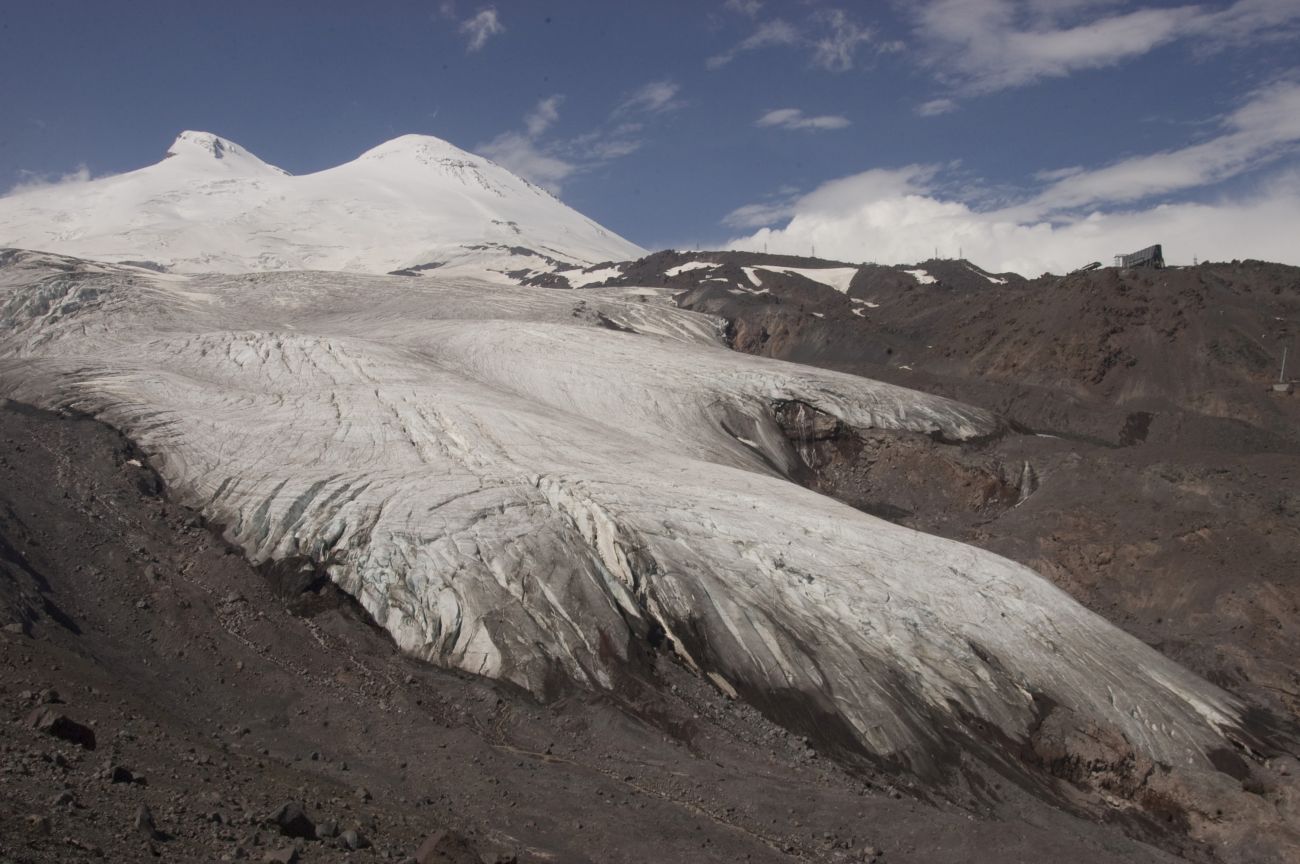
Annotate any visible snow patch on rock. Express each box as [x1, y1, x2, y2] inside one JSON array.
[[755, 265, 858, 294], [665, 261, 718, 277], [564, 265, 624, 287], [966, 263, 1008, 284]]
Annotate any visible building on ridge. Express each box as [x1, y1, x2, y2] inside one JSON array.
[[1113, 244, 1164, 269]]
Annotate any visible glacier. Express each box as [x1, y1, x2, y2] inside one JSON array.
[[0, 248, 1259, 799]]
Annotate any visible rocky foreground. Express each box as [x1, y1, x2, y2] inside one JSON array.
[[0, 401, 1212, 863]]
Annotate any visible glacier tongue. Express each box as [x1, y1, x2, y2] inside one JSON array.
[[0, 250, 1248, 785]]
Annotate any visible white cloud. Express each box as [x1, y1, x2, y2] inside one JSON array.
[[1016, 80, 1300, 216], [913, 0, 1300, 95], [916, 98, 958, 116], [724, 83, 1300, 275], [564, 122, 645, 161], [478, 131, 575, 193], [615, 80, 683, 115], [5, 164, 94, 197], [709, 9, 888, 72], [707, 19, 801, 69], [1034, 165, 1084, 182], [723, 200, 798, 229], [477, 95, 576, 192], [479, 83, 681, 192], [755, 108, 851, 131], [525, 95, 563, 137], [1020, 0, 1128, 27], [724, 0, 763, 16], [811, 9, 875, 72], [722, 185, 809, 229], [727, 165, 1300, 275], [1194, 0, 1300, 46], [459, 7, 504, 52]]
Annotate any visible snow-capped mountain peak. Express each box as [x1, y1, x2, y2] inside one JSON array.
[[341, 132, 552, 202], [355, 133, 478, 165], [0, 130, 643, 276], [162, 130, 287, 175]]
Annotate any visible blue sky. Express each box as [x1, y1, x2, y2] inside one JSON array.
[[3, 0, 1300, 273]]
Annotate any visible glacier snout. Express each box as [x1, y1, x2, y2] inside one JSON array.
[[0, 251, 1263, 815]]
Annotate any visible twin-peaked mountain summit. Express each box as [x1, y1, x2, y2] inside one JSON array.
[[0, 130, 644, 278]]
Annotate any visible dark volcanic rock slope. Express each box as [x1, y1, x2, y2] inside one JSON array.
[[649, 250, 1300, 771], [666, 254, 1298, 445]]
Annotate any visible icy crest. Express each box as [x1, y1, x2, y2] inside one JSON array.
[[163, 131, 286, 175], [355, 133, 480, 166], [167, 131, 238, 160]]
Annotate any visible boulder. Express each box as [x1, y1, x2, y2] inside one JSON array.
[[262, 849, 299, 864], [415, 830, 480, 864], [134, 803, 160, 840], [26, 707, 96, 750], [266, 801, 315, 840]]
